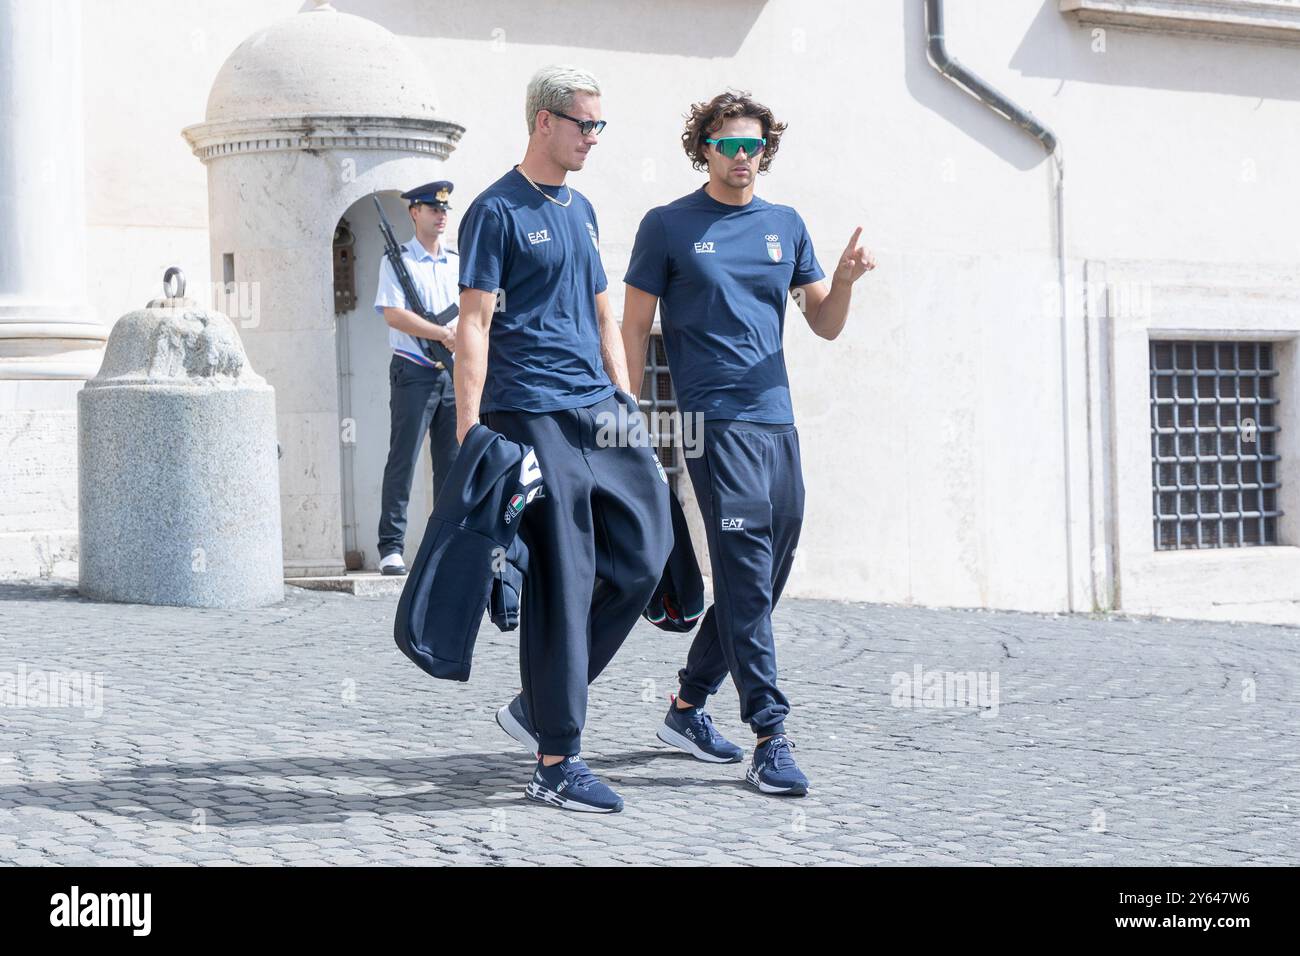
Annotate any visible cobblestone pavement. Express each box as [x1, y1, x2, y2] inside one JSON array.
[[0, 580, 1295, 866]]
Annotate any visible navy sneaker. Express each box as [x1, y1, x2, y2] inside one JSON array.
[[525, 755, 624, 813], [495, 695, 538, 755], [656, 695, 744, 763], [746, 735, 809, 796]]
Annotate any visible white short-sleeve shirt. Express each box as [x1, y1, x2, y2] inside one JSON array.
[[373, 235, 460, 368]]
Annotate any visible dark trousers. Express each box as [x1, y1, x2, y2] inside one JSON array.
[[378, 354, 459, 558], [677, 420, 805, 737], [481, 392, 673, 755]]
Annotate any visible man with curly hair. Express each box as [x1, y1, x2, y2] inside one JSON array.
[[623, 90, 876, 796]]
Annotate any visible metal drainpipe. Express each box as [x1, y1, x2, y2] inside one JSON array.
[[924, 0, 1080, 612]]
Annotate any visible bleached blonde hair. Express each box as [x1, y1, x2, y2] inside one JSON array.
[[525, 65, 601, 135]]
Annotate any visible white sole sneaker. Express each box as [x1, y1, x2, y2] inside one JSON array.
[[496, 701, 539, 754], [745, 766, 808, 796], [655, 724, 743, 764], [524, 780, 621, 813]]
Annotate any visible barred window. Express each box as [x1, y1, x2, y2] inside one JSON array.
[[1150, 340, 1281, 549], [640, 332, 682, 495]]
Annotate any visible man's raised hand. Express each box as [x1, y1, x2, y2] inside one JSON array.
[[834, 226, 876, 285]]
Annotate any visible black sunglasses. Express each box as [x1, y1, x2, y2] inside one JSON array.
[[548, 109, 607, 136]]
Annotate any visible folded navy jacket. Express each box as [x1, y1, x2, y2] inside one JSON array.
[[394, 423, 542, 681], [643, 490, 706, 633]]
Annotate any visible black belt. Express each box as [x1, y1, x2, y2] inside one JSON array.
[[397, 354, 446, 373]]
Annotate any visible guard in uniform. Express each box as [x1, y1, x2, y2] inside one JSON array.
[[374, 181, 461, 576]]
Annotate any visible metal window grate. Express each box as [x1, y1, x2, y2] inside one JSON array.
[[1150, 340, 1282, 549], [640, 332, 683, 495]]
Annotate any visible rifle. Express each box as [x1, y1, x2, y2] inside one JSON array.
[[373, 195, 458, 370]]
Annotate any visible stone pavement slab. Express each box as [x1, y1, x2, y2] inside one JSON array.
[[0, 580, 1295, 865]]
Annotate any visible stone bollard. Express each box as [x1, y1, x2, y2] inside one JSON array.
[[78, 268, 284, 607]]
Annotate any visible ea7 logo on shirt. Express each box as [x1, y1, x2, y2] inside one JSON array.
[[721, 517, 745, 531], [693, 241, 716, 254], [585, 221, 599, 250], [765, 234, 782, 262], [528, 229, 551, 245]]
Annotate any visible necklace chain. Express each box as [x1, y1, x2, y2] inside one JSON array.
[[517, 166, 573, 208]]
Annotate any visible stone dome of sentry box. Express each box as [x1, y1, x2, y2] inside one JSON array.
[[203, 1, 440, 124], [183, 1, 464, 163]]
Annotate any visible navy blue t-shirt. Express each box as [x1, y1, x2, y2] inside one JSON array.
[[458, 168, 614, 413], [625, 187, 824, 424]]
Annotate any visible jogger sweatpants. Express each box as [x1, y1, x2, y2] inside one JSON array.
[[677, 419, 805, 737], [481, 391, 673, 755]]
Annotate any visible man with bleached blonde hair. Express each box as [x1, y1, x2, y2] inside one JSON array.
[[455, 65, 673, 813]]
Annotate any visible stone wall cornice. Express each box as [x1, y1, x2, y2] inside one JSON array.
[[1060, 0, 1300, 44], [181, 114, 466, 163]]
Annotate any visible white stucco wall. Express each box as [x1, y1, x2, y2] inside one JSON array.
[[82, 0, 305, 320], [55, 0, 1300, 620]]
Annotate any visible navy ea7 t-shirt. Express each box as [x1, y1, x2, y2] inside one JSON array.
[[625, 186, 824, 424], [458, 167, 614, 414]]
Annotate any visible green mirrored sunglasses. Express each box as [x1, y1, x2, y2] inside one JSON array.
[[704, 136, 766, 159]]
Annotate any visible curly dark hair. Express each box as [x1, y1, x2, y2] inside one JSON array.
[[681, 90, 787, 173]]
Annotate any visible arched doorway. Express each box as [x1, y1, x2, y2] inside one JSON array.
[[333, 193, 438, 572]]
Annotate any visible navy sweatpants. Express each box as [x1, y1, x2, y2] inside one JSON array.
[[677, 420, 805, 737], [378, 355, 460, 558], [481, 391, 672, 755]]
